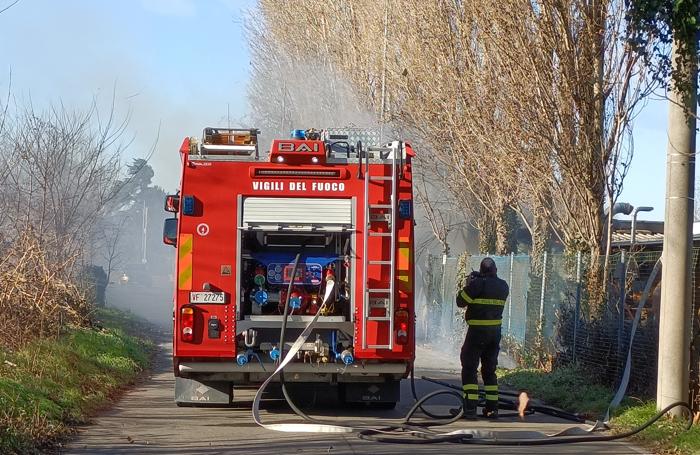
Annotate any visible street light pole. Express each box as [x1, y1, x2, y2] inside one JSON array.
[[141, 200, 148, 264], [657, 40, 697, 416], [630, 206, 654, 248]]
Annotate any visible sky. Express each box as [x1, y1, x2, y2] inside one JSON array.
[[620, 97, 677, 222], [0, 0, 255, 192], [0, 0, 693, 223]]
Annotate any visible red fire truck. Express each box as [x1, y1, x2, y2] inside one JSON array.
[[162, 127, 415, 407]]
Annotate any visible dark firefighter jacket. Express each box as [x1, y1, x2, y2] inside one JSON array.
[[456, 274, 510, 328]]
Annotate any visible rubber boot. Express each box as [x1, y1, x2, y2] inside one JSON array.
[[463, 405, 478, 420], [449, 398, 477, 419], [482, 403, 498, 419]]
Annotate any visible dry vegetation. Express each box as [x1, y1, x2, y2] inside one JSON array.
[[247, 0, 656, 275], [0, 101, 127, 349], [0, 234, 90, 349]]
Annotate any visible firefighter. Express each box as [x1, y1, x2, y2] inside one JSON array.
[[455, 257, 509, 419]]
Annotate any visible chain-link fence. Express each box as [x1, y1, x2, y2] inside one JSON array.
[[418, 248, 699, 396]]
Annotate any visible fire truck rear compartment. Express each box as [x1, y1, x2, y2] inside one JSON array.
[[239, 230, 352, 319], [236, 228, 357, 366]]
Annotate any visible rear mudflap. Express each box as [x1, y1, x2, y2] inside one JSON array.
[[175, 377, 232, 406], [341, 380, 400, 403]]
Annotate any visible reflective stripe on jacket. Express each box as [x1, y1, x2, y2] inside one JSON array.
[[456, 274, 509, 327]]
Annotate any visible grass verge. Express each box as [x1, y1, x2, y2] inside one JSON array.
[[499, 365, 700, 454], [0, 308, 154, 454]]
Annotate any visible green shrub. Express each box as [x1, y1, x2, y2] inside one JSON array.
[[0, 310, 153, 454]]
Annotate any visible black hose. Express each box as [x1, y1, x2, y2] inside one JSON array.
[[358, 401, 692, 445], [421, 375, 529, 398], [420, 375, 583, 423], [409, 367, 463, 420]]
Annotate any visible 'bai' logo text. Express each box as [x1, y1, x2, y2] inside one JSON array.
[[277, 142, 321, 152]]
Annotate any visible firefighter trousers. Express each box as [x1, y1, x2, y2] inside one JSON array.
[[460, 327, 501, 413]]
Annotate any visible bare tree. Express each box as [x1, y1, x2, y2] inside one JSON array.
[[0, 100, 127, 263], [0, 99, 129, 347], [414, 166, 454, 258], [0, 0, 21, 15], [94, 216, 129, 284], [248, 0, 655, 284]]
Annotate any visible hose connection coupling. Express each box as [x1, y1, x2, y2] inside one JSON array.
[[236, 352, 249, 366], [340, 349, 354, 365]]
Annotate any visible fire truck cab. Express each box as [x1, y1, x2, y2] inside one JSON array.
[[163, 127, 415, 407]]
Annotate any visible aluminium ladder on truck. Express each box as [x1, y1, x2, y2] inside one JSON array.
[[361, 141, 402, 350]]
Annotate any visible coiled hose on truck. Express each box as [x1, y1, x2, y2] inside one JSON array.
[[253, 254, 692, 444]]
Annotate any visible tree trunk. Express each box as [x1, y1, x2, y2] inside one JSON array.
[[530, 207, 551, 270], [495, 205, 519, 255], [477, 214, 496, 255]]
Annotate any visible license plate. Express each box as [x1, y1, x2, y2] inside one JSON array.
[[189, 292, 226, 304]]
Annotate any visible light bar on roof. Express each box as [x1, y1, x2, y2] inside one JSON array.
[[200, 144, 257, 155], [199, 127, 259, 156]]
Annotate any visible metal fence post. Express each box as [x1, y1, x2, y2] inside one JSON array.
[[573, 251, 582, 362], [617, 250, 627, 375], [508, 252, 514, 335], [539, 251, 548, 337], [442, 253, 448, 335], [424, 253, 432, 343]]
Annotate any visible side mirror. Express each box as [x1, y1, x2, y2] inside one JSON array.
[[163, 217, 178, 246], [165, 194, 180, 212]]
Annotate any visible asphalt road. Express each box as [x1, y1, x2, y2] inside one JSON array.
[[63, 343, 647, 455]]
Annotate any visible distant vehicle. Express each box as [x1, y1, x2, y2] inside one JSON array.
[[163, 127, 416, 408], [119, 273, 129, 285]]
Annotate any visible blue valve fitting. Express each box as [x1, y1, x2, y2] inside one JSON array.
[[340, 349, 354, 365], [289, 295, 302, 309], [253, 289, 268, 306]]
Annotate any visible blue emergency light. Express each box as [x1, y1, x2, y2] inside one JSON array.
[[399, 199, 412, 219], [182, 195, 195, 215], [291, 129, 306, 139]]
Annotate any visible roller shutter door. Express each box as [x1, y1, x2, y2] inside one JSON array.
[[242, 197, 353, 229]]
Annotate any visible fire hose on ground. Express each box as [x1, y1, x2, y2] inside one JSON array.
[[252, 254, 692, 444]]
